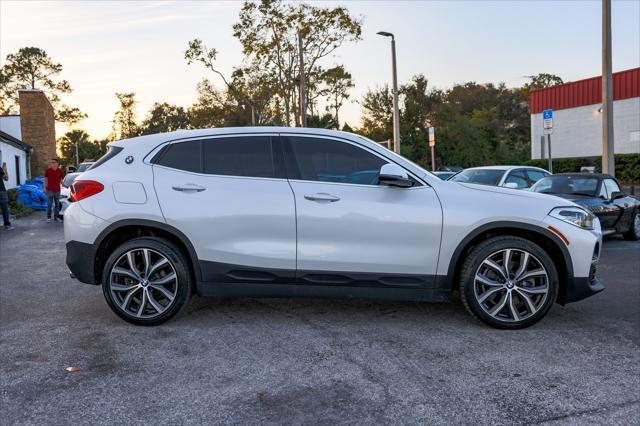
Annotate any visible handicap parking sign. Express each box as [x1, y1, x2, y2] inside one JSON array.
[[543, 109, 553, 132]]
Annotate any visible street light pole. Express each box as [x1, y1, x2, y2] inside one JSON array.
[[377, 31, 401, 155], [602, 0, 614, 175]]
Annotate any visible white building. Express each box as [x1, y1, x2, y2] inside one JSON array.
[[0, 116, 31, 189], [530, 67, 640, 159]]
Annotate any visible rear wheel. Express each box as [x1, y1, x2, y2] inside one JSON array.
[[102, 237, 192, 325], [623, 210, 640, 241], [459, 236, 558, 329]]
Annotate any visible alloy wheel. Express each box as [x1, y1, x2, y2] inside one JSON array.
[[109, 248, 178, 319], [473, 248, 549, 322]]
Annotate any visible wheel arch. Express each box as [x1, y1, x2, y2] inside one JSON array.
[[93, 219, 201, 285], [446, 221, 573, 304]]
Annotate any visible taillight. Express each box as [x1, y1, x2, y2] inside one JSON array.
[[70, 180, 104, 202]]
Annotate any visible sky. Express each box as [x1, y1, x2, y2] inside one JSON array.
[[1, 0, 639, 139]]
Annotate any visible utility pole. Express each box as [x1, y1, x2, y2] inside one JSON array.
[[602, 0, 614, 175], [298, 31, 307, 127], [377, 31, 401, 154]]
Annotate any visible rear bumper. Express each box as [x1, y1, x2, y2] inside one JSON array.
[[66, 240, 98, 285]]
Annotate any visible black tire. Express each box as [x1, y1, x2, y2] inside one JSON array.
[[101, 237, 192, 326], [622, 210, 640, 241], [459, 236, 559, 329]]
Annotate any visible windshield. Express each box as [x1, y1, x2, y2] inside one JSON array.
[[77, 162, 94, 172], [450, 169, 505, 186], [530, 176, 599, 196], [62, 174, 78, 187]]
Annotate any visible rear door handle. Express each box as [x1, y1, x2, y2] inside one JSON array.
[[304, 192, 340, 202], [172, 183, 206, 193]]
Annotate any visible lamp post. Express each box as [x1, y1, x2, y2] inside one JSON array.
[[377, 31, 400, 155]]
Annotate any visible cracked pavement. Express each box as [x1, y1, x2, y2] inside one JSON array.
[[1, 212, 639, 424]]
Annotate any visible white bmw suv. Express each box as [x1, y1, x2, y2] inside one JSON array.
[[64, 128, 603, 328]]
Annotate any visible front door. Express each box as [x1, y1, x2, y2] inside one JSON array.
[[153, 134, 296, 283], [282, 134, 442, 288]]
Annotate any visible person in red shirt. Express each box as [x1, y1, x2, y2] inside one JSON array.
[[44, 158, 64, 223]]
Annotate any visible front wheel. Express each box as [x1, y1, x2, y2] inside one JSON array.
[[102, 237, 192, 325], [459, 236, 559, 329]]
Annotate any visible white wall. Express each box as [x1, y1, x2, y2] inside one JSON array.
[[0, 142, 29, 190], [0, 115, 22, 140], [531, 97, 640, 159]]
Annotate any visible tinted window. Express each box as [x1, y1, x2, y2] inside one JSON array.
[[157, 140, 201, 173], [603, 179, 621, 198], [91, 147, 122, 170], [450, 169, 505, 186], [531, 176, 599, 196], [204, 136, 275, 178], [527, 170, 548, 183], [285, 136, 387, 185], [505, 170, 529, 188]]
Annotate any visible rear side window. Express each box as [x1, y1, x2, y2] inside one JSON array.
[[504, 170, 529, 188], [156, 140, 202, 173], [90, 146, 123, 170], [203, 136, 275, 178], [527, 170, 548, 184], [284, 136, 386, 185]]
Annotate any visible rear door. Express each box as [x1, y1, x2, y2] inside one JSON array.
[[282, 134, 442, 287], [153, 134, 296, 283]]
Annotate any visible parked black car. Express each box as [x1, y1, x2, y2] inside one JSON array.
[[530, 173, 640, 240]]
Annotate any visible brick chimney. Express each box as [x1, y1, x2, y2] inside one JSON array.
[[18, 90, 56, 177]]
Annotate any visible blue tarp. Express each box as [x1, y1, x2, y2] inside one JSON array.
[[16, 176, 47, 210]]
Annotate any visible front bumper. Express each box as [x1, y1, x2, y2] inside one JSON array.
[[565, 267, 605, 303], [66, 240, 98, 285]]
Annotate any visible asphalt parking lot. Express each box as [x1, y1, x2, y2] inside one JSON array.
[[1, 212, 639, 425]]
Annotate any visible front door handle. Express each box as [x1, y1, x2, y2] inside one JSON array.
[[304, 192, 340, 202], [172, 183, 206, 193]]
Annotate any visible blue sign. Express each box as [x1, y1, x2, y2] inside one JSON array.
[[543, 109, 553, 120]]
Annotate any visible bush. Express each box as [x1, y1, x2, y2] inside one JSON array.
[[526, 153, 640, 184], [6, 188, 34, 218]]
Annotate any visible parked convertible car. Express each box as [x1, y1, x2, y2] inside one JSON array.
[[449, 166, 550, 189], [530, 173, 640, 240]]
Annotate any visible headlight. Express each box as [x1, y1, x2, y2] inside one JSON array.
[[549, 207, 595, 230]]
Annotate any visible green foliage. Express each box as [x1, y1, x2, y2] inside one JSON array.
[[526, 154, 640, 183], [307, 113, 338, 129], [140, 102, 190, 135], [6, 188, 33, 217], [113, 92, 139, 139], [321, 65, 354, 124], [57, 129, 108, 168]]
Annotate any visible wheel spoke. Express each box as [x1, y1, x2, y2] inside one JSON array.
[[483, 259, 508, 281], [112, 267, 139, 281], [142, 249, 151, 277], [136, 289, 148, 317], [126, 252, 141, 279], [150, 272, 176, 286], [508, 292, 519, 321], [503, 249, 512, 278], [515, 289, 538, 314], [489, 293, 508, 317], [120, 287, 139, 311], [146, 290, 164, 313], [476, 273, 503, 287], [111, 283, 136, 292], [513, 252, 530, 282], [517, 268, 546, 282], [148, 258, 169, 278], [150, 284, 175, 302], [477, 286, 504, 304], [517, 285, 548, 295]]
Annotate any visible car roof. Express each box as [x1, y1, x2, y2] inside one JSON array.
[[552, 173, 612, 179], [462, 165, 548, 172]]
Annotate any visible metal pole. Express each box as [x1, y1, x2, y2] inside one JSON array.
[[547, 134, 553, 173], [75, 140, 79, 167], [390, 37, 400, 154], [602, 0, 614, 175], [431, 145, 436, 171], [298, 31, 307, 128]]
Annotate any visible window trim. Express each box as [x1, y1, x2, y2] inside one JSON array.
[[280, 133, 424, 188]]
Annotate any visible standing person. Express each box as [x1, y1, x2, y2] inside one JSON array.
[[44, 158, 64, 223], [0, 162, 13, 230]]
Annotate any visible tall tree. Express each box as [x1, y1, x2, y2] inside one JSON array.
[[522, 73, 563, 93], [232, 0, 362, 126], [112, 92, 138, 139], [0, 47, 84, 121], [358, 85, 393, 143], [321, 65, 354, 126], [140, 102, 190, 135], [57, 129, 106, 167]]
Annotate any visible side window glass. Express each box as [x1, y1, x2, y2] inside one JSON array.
[[203, 136, 275, 178], [604, 179, 621, 197], [505, 170, 529, 188], [157, 140, 201, 173], [598, 181, 608, 199], [285, 136, 387, 185], [527, 170, 548, 184]]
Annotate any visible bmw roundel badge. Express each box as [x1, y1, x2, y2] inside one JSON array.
[[125, 155, 134, 164]]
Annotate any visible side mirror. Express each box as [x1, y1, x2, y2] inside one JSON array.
[[379, 164, 412, 188], [503, 182, 519, 189], [610, 191, 624, 200]]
